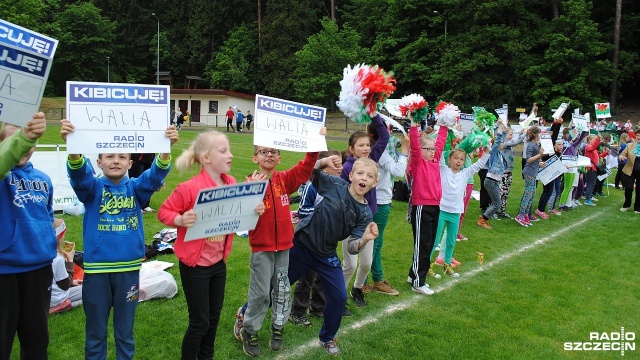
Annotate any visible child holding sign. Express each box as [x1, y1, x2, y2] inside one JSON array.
[[1, 114, 56, 360], [60, 119, 178, 360], [238, 135, 328, 357], [158, 131, 265, 360]]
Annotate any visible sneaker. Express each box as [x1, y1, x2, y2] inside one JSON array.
[[241, 329, 260, 357], [549, 209, 562, 216], [529, 214, 539, 222], [476, 215, 492, 229], [535, 209, 549, 220], [592, 197, 599, 202], [456, 233, 468, 241], [451, 258, 461, 266], [350, 287, 366, 308], [497, 213, 512, 219], [635, 211, 640, 214], [289, 314, 312, 327], [574, 200, 582, 206], [443, 264, 460, 278], [309, 309, 324, 317], [412, 284, 435, 295], [514, 215, 527, 227], [596, 192, 607, 197], [342, 307, 353, 317], [233, 307, 244, 340], [142, 207, 155, 213], [523, 215, 532, 226], [361, 283, 374, 294], [620, 207, 630, 212], [320, 339, 340, 356], [435, 257, 445, 266], [270, 326, 283, 351], [584, 200, 596, 206], [491, 213, 501, 220], [373, 280, 400, 296]]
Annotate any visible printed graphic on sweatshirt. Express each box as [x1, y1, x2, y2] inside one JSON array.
[[263, 180, 290, 210], [96, 188, 139, 232], [9, 173, 50, 208]]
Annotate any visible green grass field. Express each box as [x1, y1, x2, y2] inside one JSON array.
[[11, 125, 639, 359]]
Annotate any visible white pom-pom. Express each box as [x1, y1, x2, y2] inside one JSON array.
[[337, 64, 366, 120], [400, 93, 425, 108], [435, 103, 460, 127]]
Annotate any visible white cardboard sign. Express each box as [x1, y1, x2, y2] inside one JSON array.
[[184, 181, 268, 242], [65, 81, 171, 154], [253, 94, 327, 152], [0, 19, 58, 126]]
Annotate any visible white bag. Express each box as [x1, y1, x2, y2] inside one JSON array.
[[62, 200, 85, 216], [139, 265, 178, 302]]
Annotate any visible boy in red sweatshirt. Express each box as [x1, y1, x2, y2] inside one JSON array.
[[239, 145, 319, 357]]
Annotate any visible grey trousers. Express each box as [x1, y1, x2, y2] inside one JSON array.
[[243, 250, 290, 334]]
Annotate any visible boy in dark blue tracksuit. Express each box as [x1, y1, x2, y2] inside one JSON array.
[[286, 157, 379, 356]]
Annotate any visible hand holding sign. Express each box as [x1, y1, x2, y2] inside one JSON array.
[[178, 209, 198, 228], [22, 112, 47, 140]]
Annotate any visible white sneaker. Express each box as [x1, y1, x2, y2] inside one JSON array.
[[574, 200, 582, 206], [620, 207, 630, 212], [592, 197, 599, 202], [412, 284, 434, 295]]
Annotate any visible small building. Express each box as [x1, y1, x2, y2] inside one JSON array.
[[171, 89, 255, 127]]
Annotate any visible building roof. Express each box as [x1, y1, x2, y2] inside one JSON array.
[[170, 89, 256, 100]]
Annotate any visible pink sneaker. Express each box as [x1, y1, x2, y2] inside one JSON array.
[[456, 233, 468, 241], [514, 215, 527, 227], [451, 258, 461, 266], [535, 209, 549, 220], [524, 215, 532, 226], [435, 257, 445, 266]]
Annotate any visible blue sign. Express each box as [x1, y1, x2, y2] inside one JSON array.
[[0, 20, 57, 57], [197, 182, 267, 204], [0, 43, 48, 76], [257, 96, 325, 122]]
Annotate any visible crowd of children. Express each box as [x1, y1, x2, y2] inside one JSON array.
[[2, 106, 637, 359]]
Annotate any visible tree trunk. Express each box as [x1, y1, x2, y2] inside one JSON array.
[[610, 0, 622, 108]]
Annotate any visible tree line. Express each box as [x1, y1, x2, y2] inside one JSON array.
[[2, 0, 638, 116]]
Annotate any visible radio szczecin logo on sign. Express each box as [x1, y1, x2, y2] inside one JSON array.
[[564, 328, 636, 356]]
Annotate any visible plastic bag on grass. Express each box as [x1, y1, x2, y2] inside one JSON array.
[[139, 264, 178, 302]]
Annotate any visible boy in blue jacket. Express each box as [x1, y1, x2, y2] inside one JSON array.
[[60, 119, 178, 360]]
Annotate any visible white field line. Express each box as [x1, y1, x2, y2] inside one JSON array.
[[276, 212, 601, 359]]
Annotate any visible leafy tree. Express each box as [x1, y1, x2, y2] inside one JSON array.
[[0, 0, 46, 32], [206, 24, 259, 93], [293, 18, 369, 108], [525, 0, 613, 109], [259, 0, 323, 99], [47, 3, 116, 94]]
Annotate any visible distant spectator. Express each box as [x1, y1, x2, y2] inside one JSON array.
[[245, 110, 254, 131], [226, 106, 236, 133], [236, 109, 244, 132]]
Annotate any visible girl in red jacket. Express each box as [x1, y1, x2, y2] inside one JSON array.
[[158, 131, 264, 360], [583, 135, 601, 206]]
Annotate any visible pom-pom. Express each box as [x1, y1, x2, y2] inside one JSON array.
[[456, 132, 491, 153], [337, 64, 396, 123], [399, 94, 428, 121], [435, 101, 460, 127]]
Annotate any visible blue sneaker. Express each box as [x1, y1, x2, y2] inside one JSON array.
[[584, 200, 596, 206]]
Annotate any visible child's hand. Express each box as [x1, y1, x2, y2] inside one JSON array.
[[319, 127, 327, 136], [62, 241, 75, 262], [323, 155, 342, 173], [246, 170, 268, 182], [22, 112, 47, 140], [72, 279, 83, 286], [400, 135, 410, 154], [166, 125, 179, 146], [255, 202, 265, 215], [483, 146, 491, 153], [362, 222, 379, 242], [59, 119, 75, 142], [540, 161, 546, 168], [178, 210, 198, 228]]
